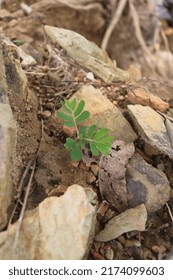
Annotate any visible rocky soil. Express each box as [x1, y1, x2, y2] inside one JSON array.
[[0, 0, 173, 260]]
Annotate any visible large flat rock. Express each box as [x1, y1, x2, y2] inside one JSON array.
[[0, 185, 97, 259], [128, 105, 173, 158]]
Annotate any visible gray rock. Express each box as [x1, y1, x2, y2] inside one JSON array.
[[95, 204, 147, 242], [0, 104, 16, 230], [72, 85, 137, 142], [0, 185, 97, 259], [128, 105, 173, 159], [126, 153, 170, 214], [0, 39, 17, 230]]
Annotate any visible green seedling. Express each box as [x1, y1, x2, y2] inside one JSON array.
[[56, 98, 113, 161]]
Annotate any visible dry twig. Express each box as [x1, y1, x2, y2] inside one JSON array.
[[128, 0, 155, 69], [101, 0, 128, 50], [166, 203, 173, 224], [11, 98, 44, 259]]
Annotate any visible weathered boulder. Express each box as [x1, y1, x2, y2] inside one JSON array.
[[0, 185, 97, 259]]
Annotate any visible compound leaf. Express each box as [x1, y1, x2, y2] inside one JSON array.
[[95, 142, 110, 155], [89, 141, 100, 156], [65, 138, 75, 150], [87, 125, 97, 138], [70, 144, 82, 161], [97, 136, 113, 145], [56, 111, 73, 121], [76, 111, 90, 123], [79, 139, 88, 148], [93, 128, 109, 140], [74, 100, 85, 117], [63, 120, 75, 127], [79, 126, 87, 137], [66, 99, 76, 110], [61, 101, 72, 114]]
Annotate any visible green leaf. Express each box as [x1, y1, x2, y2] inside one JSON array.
[[95, 142, 110, 155], [12, 39, 25, 46], [79, 126, 87, 137], [78, 139, 87, 148], [74, 100, 85, 117], [61, 101, 72, 114], [93, 128, 109, 140], [97, 136, 113, 146], [56, 111, 73, 121], [65, 138, 75, 150], [76, 111, 90, 123], [70, 144, 82, 161], [87, 125, 97, 138], [89, 142, 100, 156], [66, 99, 76, 110], [63, 121, 75, 127]]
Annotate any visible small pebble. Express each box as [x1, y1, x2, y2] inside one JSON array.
[[143, 248, 156, 260], [44, 102, 54, 110], [112, 100, 118, 105], [157, 163, 165, 172], [105, 248, 114, 260], [117, 235, 126, 245], [99, 248, 105, 257], [93, 241, 102, 252], [86, 171, 96, 184], [42, 110, 51, 119], [125, 239, 141, 247], [91, 164, 99, 176], [97, 201, 109, 221], [117, 95, 125, 101], [151, 245, 160, 253]]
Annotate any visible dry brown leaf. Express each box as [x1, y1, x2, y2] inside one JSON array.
[[128, 88, 169, 112], [99, 141, 135, 212]]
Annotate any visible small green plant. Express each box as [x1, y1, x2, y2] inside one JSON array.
[[56, 98, 113, 160]]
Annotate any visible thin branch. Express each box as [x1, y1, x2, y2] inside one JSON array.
[[101, 0, 128, 50]]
